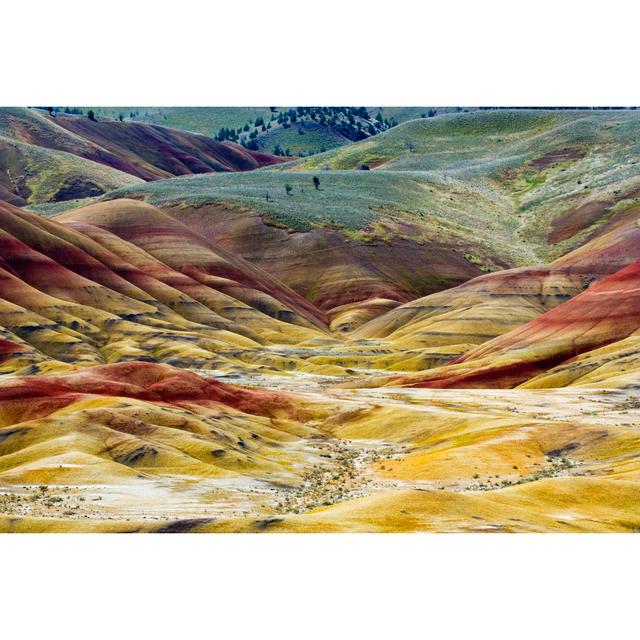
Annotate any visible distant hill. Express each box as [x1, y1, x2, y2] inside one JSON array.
[[64, 106, 396, 157], [0, 108, 283, 203], [101, 169, 518, 330], [0, 135, 140, 206], [290, 109, 640, 260], [76, 107, 276, 138]]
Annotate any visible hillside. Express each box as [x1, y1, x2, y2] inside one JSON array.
[[0, 199, 344, 378], [0, 135, 141, 205], [0, 108, 284, 202], [101, 170, 520, 329], [353, 209, 640, 350], [290, 109, 640, 260], [381, 259, 640, 389], [4, 361, 640, 532]]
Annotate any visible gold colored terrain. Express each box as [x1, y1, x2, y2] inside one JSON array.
[[2, 366, 640, 532], [4, 108, 640, 533]]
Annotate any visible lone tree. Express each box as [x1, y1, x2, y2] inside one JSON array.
[[312, 176, 320, 190], [285, 183, 293, 196], [87, 110, 96, 122]]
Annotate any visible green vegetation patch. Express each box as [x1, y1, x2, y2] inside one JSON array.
[[103, 168, 534, 265]]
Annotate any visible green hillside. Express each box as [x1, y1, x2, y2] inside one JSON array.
[[253, 120, 350, 156], [70, 107, 392, 157], [77, 107, 275, 138], [0, 136, 141, 205], [289, 110, 566, 171], [284, 109, 640, 259], [103, 168, 534, 265]]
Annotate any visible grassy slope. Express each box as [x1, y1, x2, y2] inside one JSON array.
[[368, 106, 469, 123], [103, 168, 534, 266], [254, 120, 350, 155], [289, 110, 568, 171], [287, 109, 640, 260], [80, 107, 276, 138], [0, 136, 141, 205]]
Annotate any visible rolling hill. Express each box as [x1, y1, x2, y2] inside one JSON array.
[[0, 198, 344, 377], [353, 208, 640, 351], [100, 170, 525, 330], [72, 106, 395, 157], [381, 259, 640, 389], [0, 108, 284, 204], [0, 135, 141, 206], [289, 109, 640, 261]]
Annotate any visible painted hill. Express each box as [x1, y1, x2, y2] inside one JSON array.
[[0, 135, 141, 206], [353, 209, 640, 351], [384, 259, 640, 389], [0, 198, 339, 376], [101, 170, 524, 331], [0, 361, 318, 490], [3, 107, 640, 533], [0, 108, 284, 203], [5, 358, 640, 532]]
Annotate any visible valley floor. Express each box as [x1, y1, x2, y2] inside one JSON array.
[[2, 368, 639, 533]]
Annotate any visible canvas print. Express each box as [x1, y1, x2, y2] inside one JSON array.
[[1, 105, 639, 533]]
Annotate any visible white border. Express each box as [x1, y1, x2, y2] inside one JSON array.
[[2, 534, 638, 639], [4, 0, 638, 105]]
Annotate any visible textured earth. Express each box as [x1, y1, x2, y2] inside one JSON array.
[[2, 107, 640, 532]]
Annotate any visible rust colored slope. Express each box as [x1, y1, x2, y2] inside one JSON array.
[[161, 202, 505, 330], [386, 260, 640, 389], [0, 108, 283, 182], [355, 213, 640, 350], [0, 335, 47, 374], [0, 201, 168, 318], [57, 199, 328, 330], [0, 198, 333, 375], [53, 115, 284, 177], [0, 362, 299, 425], [6, 202, 253, 335], [353, 265, 580, 347], [0, 362, 319, 489]]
